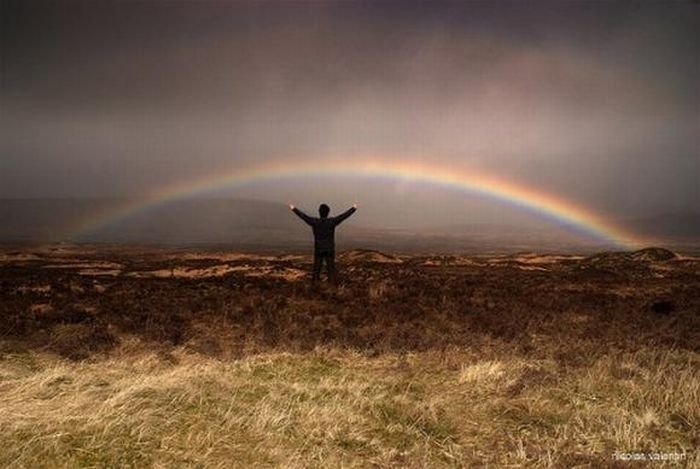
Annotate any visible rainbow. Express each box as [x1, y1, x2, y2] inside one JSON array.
[[66, 158, 647, 248]]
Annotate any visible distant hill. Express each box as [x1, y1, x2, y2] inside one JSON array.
[[1, 199, 698, 253], [0, 198, 304, 246]]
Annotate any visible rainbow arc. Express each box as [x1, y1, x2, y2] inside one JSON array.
[[67, 158, 647, 249]]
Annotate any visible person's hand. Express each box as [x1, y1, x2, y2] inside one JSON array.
[[289, 203, 295, 210], [352, 203, 358, 209]]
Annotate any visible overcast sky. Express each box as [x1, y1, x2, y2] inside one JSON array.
[[1, 0, 698, 228]]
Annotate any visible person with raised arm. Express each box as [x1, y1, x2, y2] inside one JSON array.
[[290, 202, 357, 285]]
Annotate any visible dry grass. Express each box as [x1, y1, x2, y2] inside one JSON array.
[[0, 341, 697, 467]]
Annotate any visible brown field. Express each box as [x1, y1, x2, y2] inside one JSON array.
[[0, 245, 698, 467]]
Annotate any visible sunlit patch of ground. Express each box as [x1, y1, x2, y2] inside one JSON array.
[[40, 261, 125, 277], [15, 284, 52, 294], [235, 265, 307, 280], [513, 254, 586, 263], [0, 252, 42, 262], [124, 264, 306, 280], [422, 256, 478, 266], [127, 264, 236, 278], [76, 268, 122, 276], [167, 252, 292, 262], [338, 250, 404, 264], [42, 261, 124, 270]]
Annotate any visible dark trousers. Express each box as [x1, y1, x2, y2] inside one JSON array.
[[312, 251, 336, 283]]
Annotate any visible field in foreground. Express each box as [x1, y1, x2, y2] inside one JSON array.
[[0, 246, 698, 467]]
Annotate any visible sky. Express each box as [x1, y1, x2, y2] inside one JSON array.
[[1, 0, 698, 231]]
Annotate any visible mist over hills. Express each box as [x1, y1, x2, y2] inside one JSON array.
[[626, 213, 700, 240], [1, 198, 698, 253], [0, 198, 300, 246]]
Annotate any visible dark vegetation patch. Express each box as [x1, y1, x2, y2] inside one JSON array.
[[1, 247, 698, 359]]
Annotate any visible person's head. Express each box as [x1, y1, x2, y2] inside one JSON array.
[[319, 203, 330, 218]]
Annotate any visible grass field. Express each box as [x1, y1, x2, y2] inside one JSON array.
[[0, 246, 697, 467]]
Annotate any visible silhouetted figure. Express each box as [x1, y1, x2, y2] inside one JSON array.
[[290, 203, 357, 284]]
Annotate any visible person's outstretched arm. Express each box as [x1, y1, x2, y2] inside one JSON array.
[[333, 204, 357, 226], [290, 204, 314, 226]]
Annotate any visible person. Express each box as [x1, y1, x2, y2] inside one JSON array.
[[290, 202, 357, 284]]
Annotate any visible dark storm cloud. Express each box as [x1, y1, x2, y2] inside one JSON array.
[[1, 0, 698, 225]]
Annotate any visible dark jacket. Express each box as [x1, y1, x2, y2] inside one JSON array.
[[293, 206, 356, 253]]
